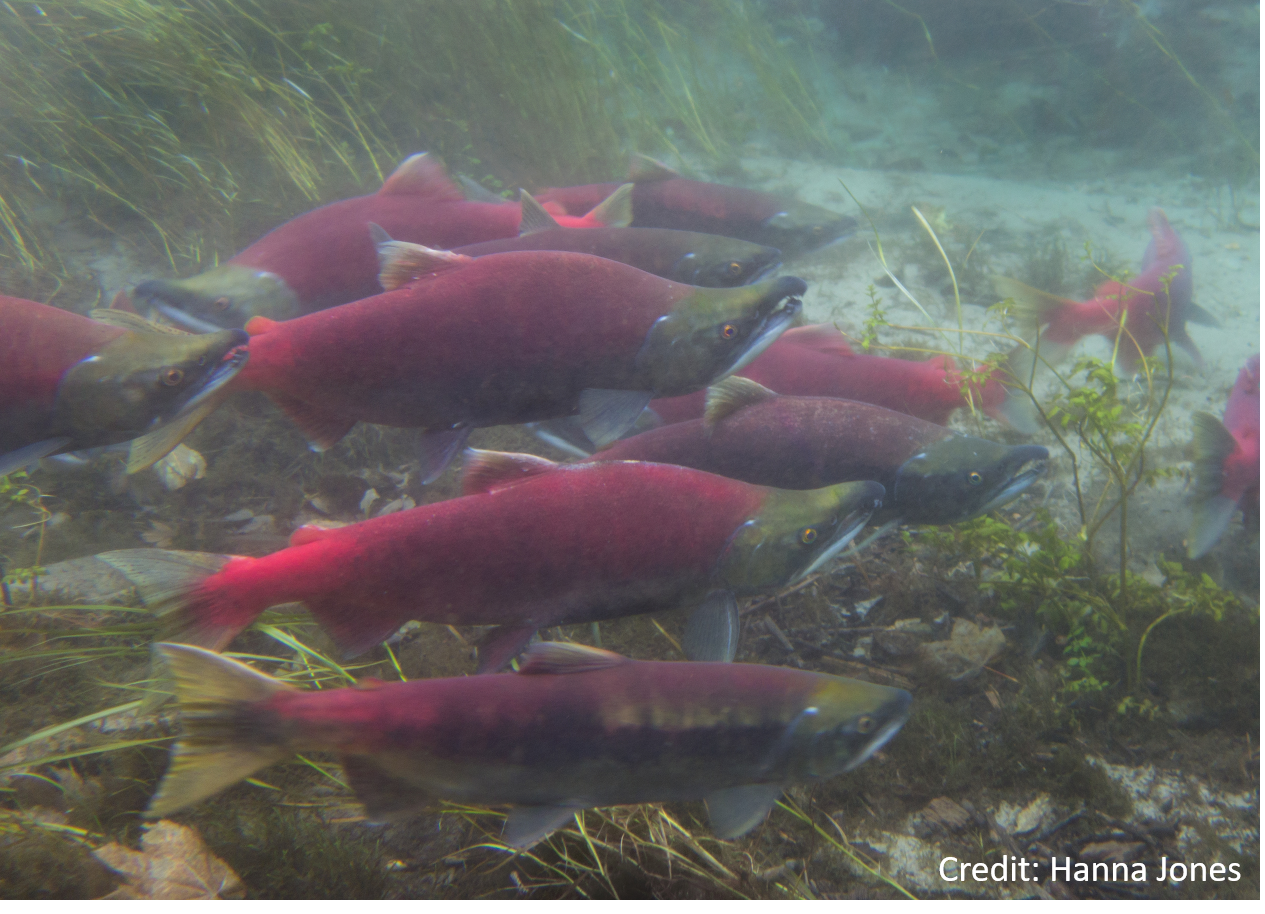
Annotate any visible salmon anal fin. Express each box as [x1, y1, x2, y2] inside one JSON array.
[[461, 448, 558, 496], [516, 641, 629, 675], [267, 392, 356, 450]]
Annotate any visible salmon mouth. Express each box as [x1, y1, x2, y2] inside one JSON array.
[[975, 446, 1048, 516], [793, 482, 885, 582], [720, 276, 806, 378], [169, 334, 250, 420]]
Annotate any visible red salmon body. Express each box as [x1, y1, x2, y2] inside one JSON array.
[[233, 248, 805, 459], [130, 154, 621, 327], [648, 324, 1013, 427], [117, 461, 767, 656], [1187, 354, 1260, 558], [537, 157, 856, 258], [1004, 208, 1205, 372]]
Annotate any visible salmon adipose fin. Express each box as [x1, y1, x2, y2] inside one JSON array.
[[98, 549, 252, 652], [145, 644, 294, 818], [682, 590, 740, 662], [1187, 411, 1240, 558]]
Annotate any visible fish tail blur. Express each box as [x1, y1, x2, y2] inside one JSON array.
[[146, 643, 293, 818], [994, 276, 1078, 364], [98, 549, 258, 651], [1187, 411, 1239, 558], [978, 359, 1044, 434]]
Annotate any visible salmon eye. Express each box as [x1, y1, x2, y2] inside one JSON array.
[[856, 715, 875, 734], [720, 323, 738, 340], [727, 261, 742, 276], [968, 471, 983, 486], [213, 297, 231, 312], [162, 368, 184, 386], [800, 527, 818, 544]]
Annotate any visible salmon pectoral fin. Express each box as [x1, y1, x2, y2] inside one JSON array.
[[306, 596, 405, 660], [340, 754, 435, 821], [1186, 303, 1220, 328], [682, 590, 740, 663], [267, 392, 357, 451], [578, 389, 653, 449], [476, 624, 539, 673], [705, 783, 785, 840], [502, 806, 583, 848], [416, 425, 472, 484], [0, 438, 73, 479]]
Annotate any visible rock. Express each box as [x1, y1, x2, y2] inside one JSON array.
[[152, 444, 205, 490], [917, 797, 971, 835], [1078, 840, 1146, 864], [917, 619, 1006, 681]]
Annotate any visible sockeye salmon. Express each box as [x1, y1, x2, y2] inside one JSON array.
[[147, 641, 912, 847], [1187, 353, 1259, 558], [127, 153, 632, 329], [0, 296, 247, 477], [645, 324, 1041, 432], [450, 191, 782, 287], [231, 240, 805, 480], [101, 454, 885, 670], [537, 155, 856, 259], [996, 208, 1216, 372], [586, 377, 1049, 526]]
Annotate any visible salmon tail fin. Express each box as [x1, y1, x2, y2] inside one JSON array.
[[1187, 412, 1239, 558], [993, 276, 1077, 335], [97, 549, 255, 652], [145, 643, 293, 818]]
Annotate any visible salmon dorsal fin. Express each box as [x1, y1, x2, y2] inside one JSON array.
[[88, 308, 191, 335], [704, 376, 777, 431], [779, 323, 856, 357], [376, 239, 471, 291], [378, 152, 463, 200], [629, 153, 679, 183], [585, 182, 634, 228], [518, 190, 563, 235], [289, 524, 343, 547], [516, 641, 630, 675], [461, 449, 558, 496]]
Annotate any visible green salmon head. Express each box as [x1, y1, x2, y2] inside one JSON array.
[[788, 677, 911, 780], [667, 239, 783, 288], [636, 275, 804, 396], [755, 202, 857, 258], [133, 265, 299, 330], [57, 328, 249, 441], [715, 480, 884, 594], [893, 437, 1048, 525]]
